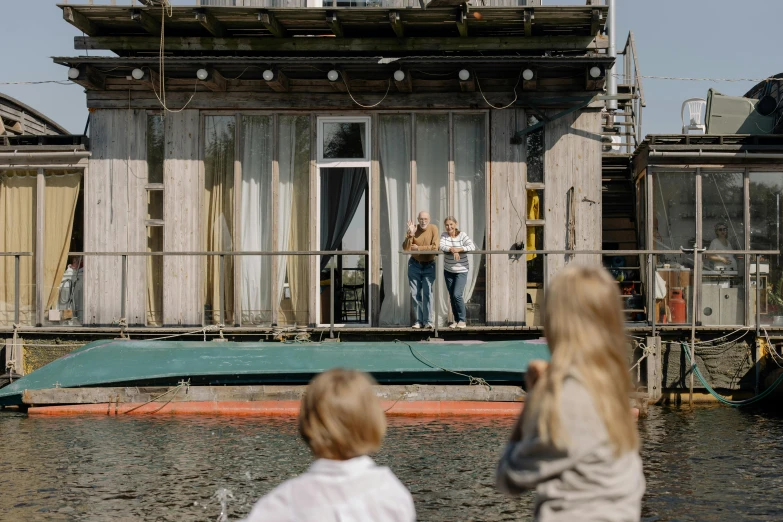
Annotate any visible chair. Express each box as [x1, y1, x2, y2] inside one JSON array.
[[341, 283, 366, 322], [681, 98, 706, 134]]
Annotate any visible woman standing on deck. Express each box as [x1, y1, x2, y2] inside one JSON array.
[[439, 216, 476, 329], [496, 265, 645, 522]]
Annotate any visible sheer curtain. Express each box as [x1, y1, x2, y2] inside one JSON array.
[[415, 114, 449, 324], [278, 115, 310, 325], [0, 171, 36, 325], [203, 116, 235, 325], [453, 114, 486, 308], [44, 172, 81, 311], [320, 168, 367, 270], [240, 116, 273, 325], [379, 115, 411, 325]]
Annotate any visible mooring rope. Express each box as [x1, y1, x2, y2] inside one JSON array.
[[393, 339, 492, 390], [123, 379, 190, 414]]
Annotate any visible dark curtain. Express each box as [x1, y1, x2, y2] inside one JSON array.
[[320, 167, 368, 270]]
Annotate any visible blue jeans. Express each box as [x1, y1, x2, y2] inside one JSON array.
[[408, 259, 435, 325], [444, 270, 467, 323]]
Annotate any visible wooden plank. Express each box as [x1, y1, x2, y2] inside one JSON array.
[[330, 70, 348, 93], [163, 110, 201, 326], [264, 69, 290, 93], [199, 67, 227, 92], [488, 109, 527, 326], [389, 11, 405, 38], [459, 76, 475, 93], [325, 12, 344, 38], [131, 9, 161, 36], [71, 65, 106, 91], [75, 35, 605, 52], [21, 384, 526, 405], [194, 8, 226, 37], [523, 8, 534, 37], [456, 5, 468, 38], [591, 7, 602, 36], [646, 336, 662, 403], [258, 11, 287, 38], [36, 169, 44, 326], [63, 6, 99, 36], [394, 70, 413, 93]]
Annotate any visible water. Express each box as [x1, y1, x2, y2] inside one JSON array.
[[1, 406, 782, 521]]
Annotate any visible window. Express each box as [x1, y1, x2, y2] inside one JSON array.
[[146, 114, 165, 326], [750, 172, 783, 325]]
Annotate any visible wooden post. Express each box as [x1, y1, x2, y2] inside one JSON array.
[[646, 336, 662, 403], [5, 338, 24, 377]]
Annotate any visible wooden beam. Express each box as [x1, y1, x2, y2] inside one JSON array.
[[194, 8, 226, 37], [136, 68, 163, 92], [459, 75, 475, 93], [394, 70, 413, 93], [75, 35, 606, 53], [198, 67, 226, 92], [131, 9, 161, 36], [264, 69, 290, 93], [71, 65, 106, 91], [591, 8, 602, 35], [326, 12, 344, 38], [524, 8, 534, 37], [389, 11, 404, 38], [258, 11, 286, 38], [456, 4, 468, 38], [63, 6, 99, 36], [330, 70, 349, 92]]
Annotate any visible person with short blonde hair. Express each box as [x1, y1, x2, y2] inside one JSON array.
[[241, 369, 416, 522], [496, 265, 645, 522]]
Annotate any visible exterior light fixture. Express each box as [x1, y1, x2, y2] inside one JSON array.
[[131, 68, 145, 80], [589, 66, 602, 78], [522, 69, 534, 81], [458, 69, 470, 81], [393, 70, 405, 82], [196, 68, 209, 81], [67, 67, 80, 80], [327, 70, 339, 82], [262, 69, 275, 82]]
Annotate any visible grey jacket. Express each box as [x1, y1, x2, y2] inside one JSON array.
[[496, 375, 645, 522]]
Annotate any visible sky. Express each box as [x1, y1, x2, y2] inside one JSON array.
[[1, 0, 780, 135]]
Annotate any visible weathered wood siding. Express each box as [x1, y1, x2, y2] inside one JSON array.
[[488, 109, 527, 326], [543, 109, 602, 279], [163, 110, 202, 326], [84, 109, 147, 325]]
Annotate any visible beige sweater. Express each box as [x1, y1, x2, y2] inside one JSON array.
[[496, 375, 645, 522], [402, 224, 439, 263]]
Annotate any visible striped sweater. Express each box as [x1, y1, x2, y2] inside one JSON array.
[[439, 232, 476, 273]]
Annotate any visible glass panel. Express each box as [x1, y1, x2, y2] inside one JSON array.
[[240, 115, 274, 326], [379, 114, 412, 326], [322, 121, 366, 159], [278, 115, 311, 326], [652, 172, 695, 267], [147, 114, 164, 184], [0, 171, 37, 326], [750, 172, 783, 325], [147, 226, 163, 326], [701, 172, 745, 325], [526, 115, 544, 184], [146, 190, 163, 221], [203, 116, 236, 325], [527, 226, 544, 285], [453, 114, 486, 325], [653, 254, 694, 325]]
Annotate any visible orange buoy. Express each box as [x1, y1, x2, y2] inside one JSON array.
[[473, 11, 483, 20]]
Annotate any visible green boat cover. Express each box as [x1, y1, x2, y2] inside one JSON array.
[[0, 339, 549, 406]]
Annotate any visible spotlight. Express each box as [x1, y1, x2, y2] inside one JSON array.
[[131, 68, 145, 80], [458, 69, 470, 81], [522, 69, 534, 81], [262, 69, 274, 82], [196, 68, 209, 81], [67, 67, 80, 80], [589, 66, 602, 78], [393, 70, 405, 82], [327, 70, 339, 82]]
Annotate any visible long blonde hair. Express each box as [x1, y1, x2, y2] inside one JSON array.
[[525, 265, 638, 454]]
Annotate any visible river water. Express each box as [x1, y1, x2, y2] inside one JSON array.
[[1, 405, 782, 521]]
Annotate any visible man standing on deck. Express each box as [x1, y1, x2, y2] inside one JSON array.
[[403, 211, 439, 329]]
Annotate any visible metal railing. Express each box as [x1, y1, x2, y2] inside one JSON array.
[[611, 31, 646, 153]]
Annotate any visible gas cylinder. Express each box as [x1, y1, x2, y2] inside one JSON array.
[[670, 288, 687, 323]]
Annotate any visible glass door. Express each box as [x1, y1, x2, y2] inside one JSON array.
[[317, 117, 371, 325]]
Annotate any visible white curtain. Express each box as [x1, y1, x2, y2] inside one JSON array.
[[240, 116, 274, 325], [379, 115, 411, 325], [415, 114, 450, 324], [453, 114, 486, 308], [277, 118, 296, 308]]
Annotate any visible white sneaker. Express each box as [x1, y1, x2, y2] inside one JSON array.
[[412, 322, 422, 329], [448, 322, 457, 329], [456, 321, 467, 329], [426, 323, 434, 329]]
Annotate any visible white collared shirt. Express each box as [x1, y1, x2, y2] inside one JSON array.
[[240, 456, 416, 522]]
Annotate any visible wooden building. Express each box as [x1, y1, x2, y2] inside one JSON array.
[[3, 1, 618, 334]]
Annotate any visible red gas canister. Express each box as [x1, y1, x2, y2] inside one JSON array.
[[670, 288, 687, 323]]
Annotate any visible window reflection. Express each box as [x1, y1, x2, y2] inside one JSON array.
[[750, 172, 783, 325]]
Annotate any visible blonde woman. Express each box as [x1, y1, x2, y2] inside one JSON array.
[[241, 369, 415, 522], [496, 265, 645, 521], [439, 216, 476, 328]]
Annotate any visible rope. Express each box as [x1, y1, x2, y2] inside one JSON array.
[[343, 77, 391, 109], [475, 68, 523, 110], [628, 340, 652, 382], [384, 392, 407, 413], [393, 339, 491, 390], [680, 342, 783, 407], [123, 379, 190, 414]]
